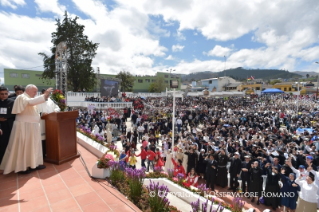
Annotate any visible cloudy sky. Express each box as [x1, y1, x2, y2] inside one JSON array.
[[0, 0, 319, 81]]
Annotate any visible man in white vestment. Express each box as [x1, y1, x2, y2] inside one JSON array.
[[0, 85, 52, 174], [37, 88, 60, 159]]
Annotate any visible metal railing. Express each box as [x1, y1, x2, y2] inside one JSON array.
[[67, 101, 132, 109]]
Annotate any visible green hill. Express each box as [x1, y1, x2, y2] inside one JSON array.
[[182, 68, 302, 81]]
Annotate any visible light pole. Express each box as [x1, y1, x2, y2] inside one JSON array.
[[170, 80, 179, 149]]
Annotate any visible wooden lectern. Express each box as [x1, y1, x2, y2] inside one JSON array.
[[41, 111, 80, 165]]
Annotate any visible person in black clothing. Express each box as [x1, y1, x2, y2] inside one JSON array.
[[249, 161, 263, 204], [133, 129, 138, 150], [241, 155, 252, 195], [203, 154, 218, 191], [263, 163, 281, 210], [123, 141, 131, 154], [8, 85, 18, 99], [215, 149, 228, 188], [185, 147, 197, 174], [228, 152, 242, 192], [0, 87, 15, 164], [149, 141, 156, 153], [9, 86, 24, 100], [131, 112, 137, 126], [197, 149, 206, 179]]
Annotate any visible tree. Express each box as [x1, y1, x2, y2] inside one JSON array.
[[116, 71, 135, 92], [39, 11, 99, 91], [148, 77, 168, 92], [306, 74, 309, 78], [269, 79, 281, 85]]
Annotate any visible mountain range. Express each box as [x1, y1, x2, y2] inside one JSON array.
[[181, 67, 303, 82]]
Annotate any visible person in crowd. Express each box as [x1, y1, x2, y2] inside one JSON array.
[[128, 151, 137, 169], [197, 149, 206, 179], [250, 161, 263, 205], [241, 155, 252, 196], [132, 128, 138, 150], [171, 157, 186, 177], [185, 168, 199, 187], [280, 169, 300, 212], [155, 128, 160, 145], [137, 124, 144, 142], [136, 146, 147, 168], [154, 153, 164, 170], [160, 145, 166, 164], [295, 171, 318, 212], [8, 85, 18, 98], [37, 88, 60, 159], [215, 149, 228, 188], [119, 150, 127, 170], [228, 152, 242, 192], [149, 140, 156, 153], [146, 148, 156, 172], [184, 147, 197, 174], [0, 87, 15, 164], [9, 85, 24, 100], [204, 153, 217, 191], [263, 163, 281, 210], [0, 85, 52, 174]]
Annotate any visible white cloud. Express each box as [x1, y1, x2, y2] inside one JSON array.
[[172, 44, 184, 52], [206, 45, 232, 57], [0, 0, 25, 9], [165, 55, 174, 60], [175, 31, 186, 41], [34, 0, 66, 16], [0, 12, 56, 71]]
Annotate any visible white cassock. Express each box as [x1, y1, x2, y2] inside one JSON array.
[[0, 93, 46, 174], [37, 98, 60, 140]]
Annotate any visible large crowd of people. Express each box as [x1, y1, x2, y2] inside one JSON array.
[[79, 94, 319, 212]]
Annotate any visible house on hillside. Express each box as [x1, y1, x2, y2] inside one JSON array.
[[201, 78, 218, 91], [272, 82, 300, 92], [224, 82, 242, 91], [240, 79, 272, 94]]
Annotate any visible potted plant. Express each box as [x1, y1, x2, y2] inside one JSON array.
[[92, 153, 113, 179]]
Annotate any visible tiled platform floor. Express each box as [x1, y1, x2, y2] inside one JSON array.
[[0, 144, 141, 212]]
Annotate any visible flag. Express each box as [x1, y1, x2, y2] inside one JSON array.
[[250, 76, 255, 80], [247, 78, 251, 81]]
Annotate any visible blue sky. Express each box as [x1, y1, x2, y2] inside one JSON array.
[[0, 0, 318, 83]]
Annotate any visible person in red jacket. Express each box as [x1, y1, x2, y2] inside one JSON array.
[[136, 146, 147, 168], [171, 157, 186, 177], [154, 154, 164, 170], [185, 168, 199, 187], [155, 148, 161, 158], [146, 149, 156, 172]]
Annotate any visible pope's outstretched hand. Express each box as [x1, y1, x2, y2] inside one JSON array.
[[44, 88, 53, 99]]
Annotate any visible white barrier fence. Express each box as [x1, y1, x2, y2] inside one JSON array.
[[67, 101, 132, 109], [186, 91, 245, 97], [126, 92, 167, 98]]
